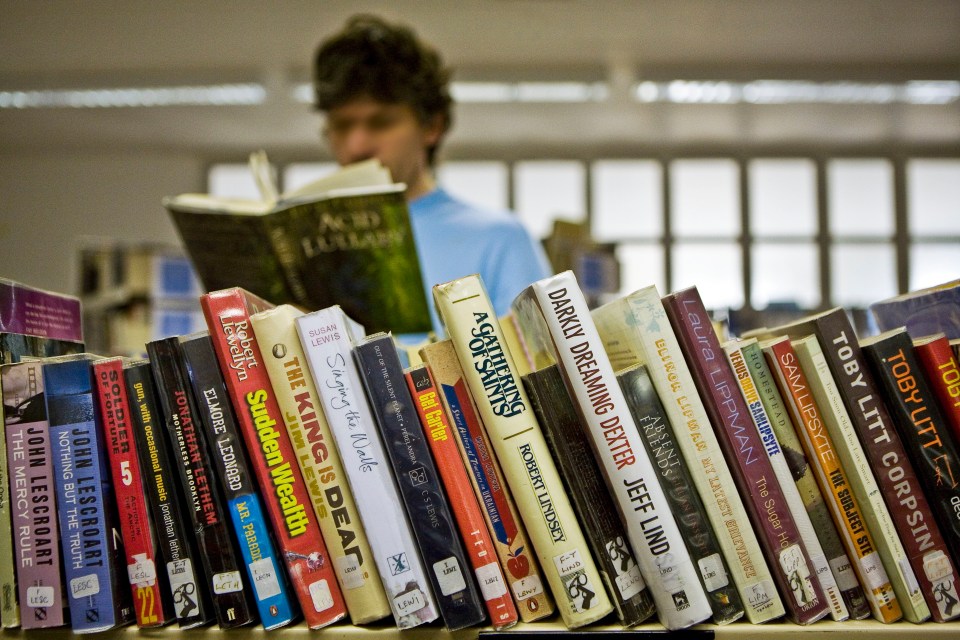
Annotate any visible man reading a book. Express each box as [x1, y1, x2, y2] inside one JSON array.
[[313, 14, 551, 331]]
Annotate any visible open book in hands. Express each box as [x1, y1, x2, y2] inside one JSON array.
[[164, 153, 432, 334]]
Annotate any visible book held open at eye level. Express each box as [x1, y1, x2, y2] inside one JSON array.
[[165, 154, 431, 335]]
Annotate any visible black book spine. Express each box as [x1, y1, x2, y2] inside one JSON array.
[[522, 364, 656, 627], [146, 339, 257, 629], [617, 363, 746, 625], [354, 334, 487, 631], [123, 362, 214, 629]]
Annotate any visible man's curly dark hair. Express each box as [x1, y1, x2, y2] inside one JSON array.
[[313, 14, 454, 166]]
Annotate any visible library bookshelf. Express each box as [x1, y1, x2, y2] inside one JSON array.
[[3, 619, 959, 639]]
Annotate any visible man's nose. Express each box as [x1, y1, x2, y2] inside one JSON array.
[[341, 126, 377, 163]]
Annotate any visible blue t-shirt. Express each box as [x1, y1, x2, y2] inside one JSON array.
[[409, 188, 552, 335]]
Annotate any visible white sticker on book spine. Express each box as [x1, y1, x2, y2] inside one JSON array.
[[70, 574, 100, 599], [26, 586, 54, 608], [745, 580, 777, 614], [249, 557, 281, 600], [167, 558, 199, 618], [213, 571, 243, 595], [127, 554, 157, 587], [393, 586, 427, 616], [828, 555, 859, 591], [475, 562, 508, 600], [433, 557, 466, 596], [605, 535, 646, 599], [335, 554, 365, 590], [778, 543, 816, 606], [614, 563, 645, 600], [511, 574, 544, 601], [923, 550, 952, 583], [859, 551, 890, 591], [698, 553, 729, 592], [554, 549, 600, 613], [309, 579, 334, 612]]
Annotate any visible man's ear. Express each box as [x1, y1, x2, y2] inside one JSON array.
[[422, 112, 446, 148]]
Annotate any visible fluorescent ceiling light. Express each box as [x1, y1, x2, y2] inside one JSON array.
[[0, 83, 266, 109], [633, 80, 960, 105], [292, 81, 609, 105]]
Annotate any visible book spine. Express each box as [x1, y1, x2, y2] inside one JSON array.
[[419, 339, 554, 622], [294, 306, 438, 630], [354, 335, 486, 631], [0, 357, 21, 627], [93, 358, 174, 628], [522, 364, 657, 627], [763, 337, 901, 623], [792, 335, 925, 622], [805, 310, 935, 622], [617, 364, 744, 625], [177, 334, 298, 630], [663, 287, 828, 624], [434, 275, 612, 629], [514, 274, 711, 630], [249, 305, 390, 625], [725, 342, 848, 622], [122, 362, 213, 629], [592, 287, 783, 623], [915, 336, 960, 452], [741, 341, 870, 621], [2, 361, 66, 628], [146, 338, 256, 629], [200, 290, 348, 629], [44, 358, 133, 632], [0, 280, 82, 341], [406, 365, 520, 630], [862, 330, 960, 622]]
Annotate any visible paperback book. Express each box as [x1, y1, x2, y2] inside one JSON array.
[[434, 274, 613, 629], [512, 272, 711, 630], [914, 333, 960, 447]]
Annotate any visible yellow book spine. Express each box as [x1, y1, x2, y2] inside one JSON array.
[[250, 305, 391, 625], [434, 275, 613, 629]]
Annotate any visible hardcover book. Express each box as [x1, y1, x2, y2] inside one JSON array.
[[739, 340, 870, 621], [92, 357, 175, 628], [295, 305, 438, 630], [43, 355, 134, 633], [862, 328, 960, 621], [791, 335, 928, 622], [418, 339, 554, 622], [512, 272, 711, 630], [434, 274, 613, 629], [616, 363, 744, 625], [146, 338, 256, 629], [592, 286, 783, 623], [200, 288, 348, 629], [869, 278, 960, 340], [1, 360, 67, 628], [663, 287, 828, 625], [747, 308, 937, 623], [177, 333, 298, 630], [724, 340, 848, 622], [123, 361, 213, 629], [405, 364, 520, 630], [355, 333, 487, 631], [167, 157, 430, 335], [522, 364, 657, 627], [761, 336, 902, 623], [249, 304, 390, 625], [914, 333, 960, 450], [0, 333, 83, 628]]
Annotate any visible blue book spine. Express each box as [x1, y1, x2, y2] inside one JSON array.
[[44, 357, 132, 632], [178, 334, 297, 629]]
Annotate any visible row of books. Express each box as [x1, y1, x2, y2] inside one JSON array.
[[1, 273, 959, 634]]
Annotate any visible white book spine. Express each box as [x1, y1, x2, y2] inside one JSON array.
[[434, 275, 612, 629], [515, 273, 711, 630], [792, 335, 929, 623], [295, 307, 438, 630], [724, 341, 848, 621], [592, 286, 784, 623]]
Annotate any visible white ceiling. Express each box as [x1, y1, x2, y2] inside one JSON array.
[[2, 0, 959, 157]]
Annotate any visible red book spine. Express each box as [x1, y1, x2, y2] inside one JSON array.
[[201, 288, 346, 629], [663, 287, 828, 624], [405, 366, 519, 630], [93, 358, 173, 627], [915, 335, 960, 448]]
